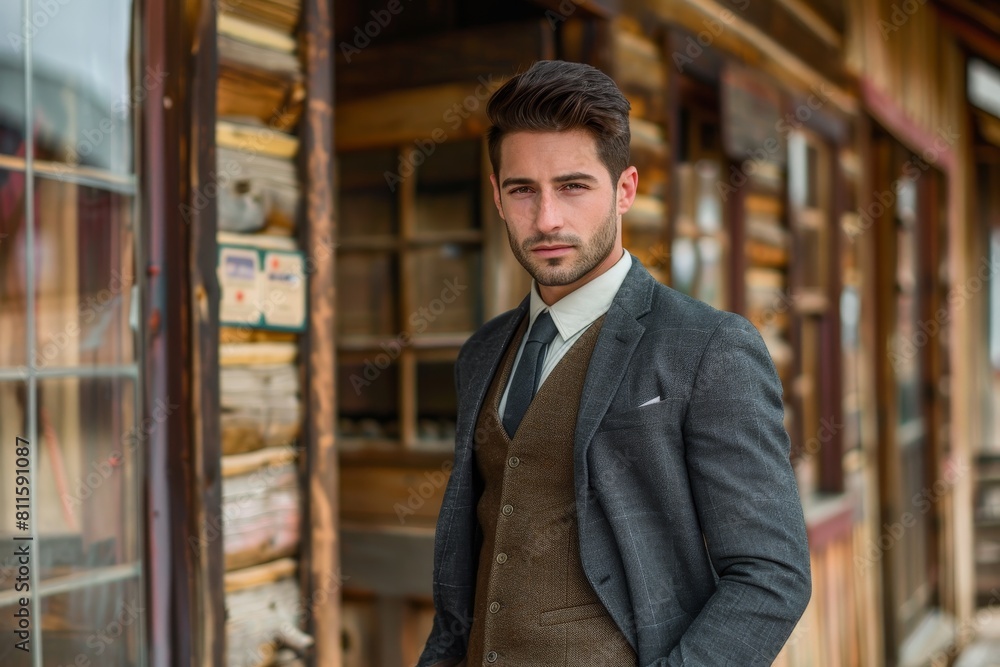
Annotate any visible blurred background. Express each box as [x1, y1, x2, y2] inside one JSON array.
[[1, 0, 1000, 665]]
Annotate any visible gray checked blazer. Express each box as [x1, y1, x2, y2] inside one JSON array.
[[418, 251, 811, 666]]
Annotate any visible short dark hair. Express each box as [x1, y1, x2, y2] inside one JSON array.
[[486, 60, 631, 183]]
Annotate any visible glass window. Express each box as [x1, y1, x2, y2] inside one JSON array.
[[0, 1, 143, 665], [32, 0, 136, 175], [0, 3, 26, 160], [336, 139, 485, 452]]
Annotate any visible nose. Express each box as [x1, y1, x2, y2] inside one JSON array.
[[534, 189, 562, 235]]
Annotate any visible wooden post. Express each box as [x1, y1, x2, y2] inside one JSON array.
[[188, 0, 225, 665], [300, 0, 341, 664]]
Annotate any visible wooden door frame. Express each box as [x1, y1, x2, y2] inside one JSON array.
[[870, 125, 948, 664]]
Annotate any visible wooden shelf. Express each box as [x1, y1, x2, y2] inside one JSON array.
[[338, 229, 484, 251], [337, 332, 471, 353], [339, 441, 454, 468], [409, 229, 484, 245], [336, 236, 399, 251]]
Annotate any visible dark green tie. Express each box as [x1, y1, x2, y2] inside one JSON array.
[[502, 310, 558, 438]]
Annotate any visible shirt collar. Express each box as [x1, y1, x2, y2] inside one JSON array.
[[527, 248, 633, 340]]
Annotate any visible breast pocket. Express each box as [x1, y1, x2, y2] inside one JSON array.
[[596, 397, 684, 433]]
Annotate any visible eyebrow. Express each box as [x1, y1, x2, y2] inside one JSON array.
[[501, 172, 600, 189]]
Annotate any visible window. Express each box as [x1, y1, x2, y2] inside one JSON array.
[[0, 1, 144, 665], [787, 129, 841, 494], [337, 140, 486, 452], [673, 97, 729, 311]]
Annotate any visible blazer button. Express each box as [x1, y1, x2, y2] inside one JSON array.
[[489, 601, 500, 613], [508, 456, 520, 468], [501, 504, 513, 516], [486, 651, 498, 662], [496, 552, 508, 564]]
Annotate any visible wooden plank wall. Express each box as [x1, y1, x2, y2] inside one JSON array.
[[609, 15, 672, 283], [846, 0, 976, 636]]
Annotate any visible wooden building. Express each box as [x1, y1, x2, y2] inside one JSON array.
[[0, 0, 999, 666]]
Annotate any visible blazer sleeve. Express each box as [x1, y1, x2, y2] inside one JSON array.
[[660, 313, 812, 666]]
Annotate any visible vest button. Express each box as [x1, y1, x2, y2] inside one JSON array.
[[501, 504, 514, 516], [489, 601, 501, 613], [486, 650, 498, 662], [508, 456, 520, 468], [496, 552, 508, 564]]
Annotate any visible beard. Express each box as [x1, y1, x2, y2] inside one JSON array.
[[507, 202, 618, 287]]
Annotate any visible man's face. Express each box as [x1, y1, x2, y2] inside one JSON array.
[[490, 128, 638, 303]]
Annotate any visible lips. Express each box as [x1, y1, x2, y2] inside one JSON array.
[[532, 245, 573, 258]]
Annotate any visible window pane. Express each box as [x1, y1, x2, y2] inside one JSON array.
[[0, 377, 143, 665], [411, 244, 480, 334], [338, 353, 400, 442], [338, 149, 398, 239], [0, 577, 143, 666], [0, 3, 25, 160], [336, 251, 397, 337], [34, 176, 136, 369], [416, 358, 457, 446], [31, 0, 136, 174], [35, 377, 141, 559], [415, 140, 481, 235], [0, 168, 27, 368]]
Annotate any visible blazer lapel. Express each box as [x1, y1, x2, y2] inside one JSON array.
[[573, 255, 656, 487], [457, 253, 656, 472]]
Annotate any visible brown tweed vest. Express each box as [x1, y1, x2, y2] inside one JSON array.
[[466, 312, 636, 666]]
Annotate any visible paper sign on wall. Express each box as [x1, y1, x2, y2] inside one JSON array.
[[218, 244, 307, 332]]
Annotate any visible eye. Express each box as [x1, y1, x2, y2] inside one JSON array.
[[562, 183, 588, 191], [508, 186, 533, 195]]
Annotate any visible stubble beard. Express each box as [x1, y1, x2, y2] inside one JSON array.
[[508, 203, 618, 287]]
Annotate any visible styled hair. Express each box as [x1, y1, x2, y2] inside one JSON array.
[[486, 60, 631, 183]]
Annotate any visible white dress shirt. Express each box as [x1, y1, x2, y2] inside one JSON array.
[[498, 248, 633, 419]]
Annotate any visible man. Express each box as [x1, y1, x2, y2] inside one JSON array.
[[418, 60, 811, 667]]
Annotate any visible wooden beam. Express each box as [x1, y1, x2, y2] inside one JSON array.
[[336, 20, 554, 102], [933, 0, 1000, 39], [335, 80, 505, 151], [772, 0, 842, 49], [860, 78, 957, 176], [936, 5, 1000, 68], [300, 0, 341, 664], [187, 1, 225, 665], [646, 0, 857, 115]]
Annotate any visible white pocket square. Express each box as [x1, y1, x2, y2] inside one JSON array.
[[638, 395, 662, 407]]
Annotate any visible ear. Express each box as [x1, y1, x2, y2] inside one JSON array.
[[616, 166, 639, 216], [490, 173, 506, 221]]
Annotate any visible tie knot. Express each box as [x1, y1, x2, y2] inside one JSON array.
[[527, 310, 558, 345]]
